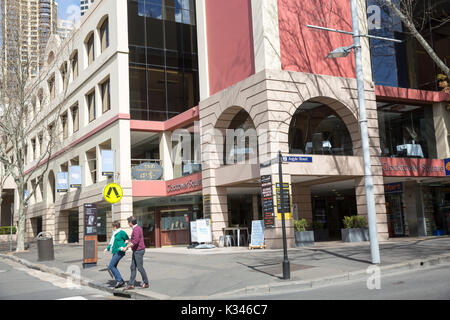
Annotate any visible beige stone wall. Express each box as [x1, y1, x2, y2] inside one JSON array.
[[199, 68, 388, 247]]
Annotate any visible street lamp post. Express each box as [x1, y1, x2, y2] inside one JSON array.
[[307, 0, 402, 264], [278, 151, 290, 279]]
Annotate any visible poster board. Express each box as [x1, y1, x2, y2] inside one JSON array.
[[250, 220, 265, 248], [190, 221, 198, 243], [195, 219, 212, 243], [83, 203, 97, 268]]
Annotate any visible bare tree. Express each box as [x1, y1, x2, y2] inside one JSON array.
[[0, 13, 70, 251], [377, 0, 450, 78]]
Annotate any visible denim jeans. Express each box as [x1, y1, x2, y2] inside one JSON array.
[[128, 249, 149, 286], [108, 252, 125, 282]]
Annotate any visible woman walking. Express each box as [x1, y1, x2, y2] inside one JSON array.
[[105, 221, 129, 288]]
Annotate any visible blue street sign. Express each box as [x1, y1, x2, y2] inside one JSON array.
[[282, 156, 313, 163]]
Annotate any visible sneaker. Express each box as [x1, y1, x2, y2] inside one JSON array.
[[114, 280, 125, 289], [140, 283, 149, 289]]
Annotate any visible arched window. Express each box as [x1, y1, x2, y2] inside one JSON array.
[[85, 32, 95, 65], [223, 109, 258, 165], [289, 101, 353, 155], [99, 17, 109, 52]]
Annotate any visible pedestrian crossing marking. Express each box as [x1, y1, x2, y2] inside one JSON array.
[[103, 183, 123, 204]]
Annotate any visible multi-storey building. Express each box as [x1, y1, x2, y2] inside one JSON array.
[[1, 0, 57, 76], [2, 0, 449, 249], [80, 0, 95, 17], [57, 19, 75, 41]]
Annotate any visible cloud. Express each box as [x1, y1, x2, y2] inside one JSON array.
[[65, 4, 81, 25]]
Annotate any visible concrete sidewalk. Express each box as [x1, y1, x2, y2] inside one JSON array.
[[1, 236, 449, 299]]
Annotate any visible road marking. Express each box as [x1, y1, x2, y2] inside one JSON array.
[[0, 270, 7, 273], [57, 296, 88, 300]]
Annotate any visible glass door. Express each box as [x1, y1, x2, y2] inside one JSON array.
[[135, 210, 156, 247]]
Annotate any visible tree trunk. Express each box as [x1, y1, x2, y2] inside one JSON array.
[[16, 188, 26, 252]]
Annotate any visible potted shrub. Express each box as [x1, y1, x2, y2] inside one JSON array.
[[312, 221, 329, 242], [341, 216, 369, 242], [294, 219, 314, 247]]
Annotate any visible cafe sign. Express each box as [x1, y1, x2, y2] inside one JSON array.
[[132, 162, 163, 180], [167, 178, 202, 194], [382, 158, 445, 177]]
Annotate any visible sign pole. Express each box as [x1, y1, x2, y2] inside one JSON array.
[[278, 151, 290, 280]]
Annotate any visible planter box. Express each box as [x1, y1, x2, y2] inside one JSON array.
[[295, 231, 314, 247], [0, 234, 17, 243], [313, 229, 329, 242], [341, 228, 369, 242]]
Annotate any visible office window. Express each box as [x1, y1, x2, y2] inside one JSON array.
[[31, 138, 36, 160], [100, 78, 111, 113], [48, 74, 55, 100], [71, 104, 79, 133], [38, 133, 43, 156], [71, 51, 78, 79], [128, 0, 199, 121], [86, 90, 96, 122], [60, 62, 68, 92], [86, 33, 95, 65], [61, 112, 68, 139], [100, 18, 109, 52]]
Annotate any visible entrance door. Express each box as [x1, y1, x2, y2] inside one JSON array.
[[68, 211, 79, 243], [137, 211, 156, 247], [160, 208, 190, 246], [387, 194, 404, 236]]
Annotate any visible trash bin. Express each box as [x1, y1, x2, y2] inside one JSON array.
[[36, 232, 54, 261]]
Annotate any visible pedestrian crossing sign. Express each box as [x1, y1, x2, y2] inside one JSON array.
[[103, 183, 123, 204]]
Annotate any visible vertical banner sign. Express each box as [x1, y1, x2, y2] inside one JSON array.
[[276, 183, 292, 219], [83, 203, 98, 268], [261, 175, 275, 228], [69, 166, 82, 188], [101, 150, 115, 176], [203, 194, 211, 219], [56, 172, 69, 192]]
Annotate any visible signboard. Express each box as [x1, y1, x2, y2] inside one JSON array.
[[103, 183, 123, 204], [69, 166, 82, 188], [445, 158, 450, 176], [384, 182, 403, 194], [276, 183, 292, 219], [282, 156, 312, 163], [131, 162, 163, 180], [203, 194, 211, 219], [261, 175, 275, 228], [56, 172, 69, 192], [196, 219, 212, 243], [83, 203, 97, 268], [381, 158, 445, 177], [190, 221, 198, 243], [101, 150, 115, 176], [250, 220, 264, 247]]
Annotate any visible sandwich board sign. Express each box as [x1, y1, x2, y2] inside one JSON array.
[[249, 220, 265, 249], [195, 219, 212, 243]]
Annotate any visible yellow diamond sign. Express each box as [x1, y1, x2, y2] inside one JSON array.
[[103, 183, 123, 204]]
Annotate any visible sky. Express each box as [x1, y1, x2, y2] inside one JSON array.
[[57, 0, 81, 23]]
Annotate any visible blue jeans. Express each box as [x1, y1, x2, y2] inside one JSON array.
[[108, 252, 125, 282]]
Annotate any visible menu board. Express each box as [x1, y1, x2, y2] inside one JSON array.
[[250, 220, 265, 246], [276, 183, 291, 217], [261, 175, 275, 228]]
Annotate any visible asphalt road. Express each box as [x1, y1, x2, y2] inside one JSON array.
[[232, 263, 450, 300], [0, 258, 125, 300]]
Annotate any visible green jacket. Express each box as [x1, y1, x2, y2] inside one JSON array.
[[106, 230, 129, 255]]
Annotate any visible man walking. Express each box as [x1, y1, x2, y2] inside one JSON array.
[[124, 216, 149, 289]]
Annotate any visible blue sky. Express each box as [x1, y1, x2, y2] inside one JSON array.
[[57, 0, 80, 22]]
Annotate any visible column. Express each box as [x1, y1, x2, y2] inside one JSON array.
[[159, 131, 174, 180]]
